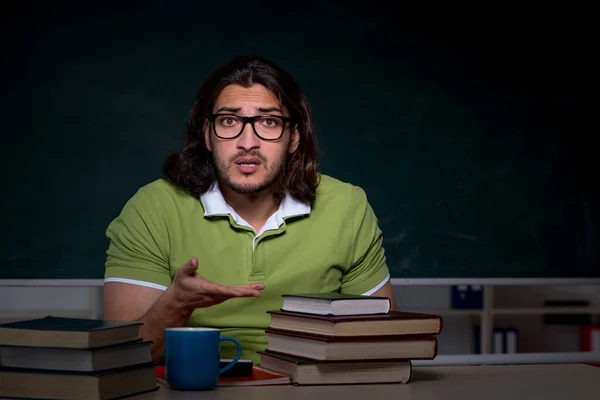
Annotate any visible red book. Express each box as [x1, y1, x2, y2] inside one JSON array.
[[154, 365, 290, 386], [267, 310, 443, 337], [580, 325, 600, 367]]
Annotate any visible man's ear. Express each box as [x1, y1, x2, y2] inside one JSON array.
[[204, 121, 212, 151], [288, 127, 300, 154]]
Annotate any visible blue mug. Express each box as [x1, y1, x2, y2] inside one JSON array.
[[165, 327, 242, 390]]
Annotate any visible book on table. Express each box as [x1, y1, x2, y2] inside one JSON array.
[[258, 294, 443, 385], [268, 310, 443, 337], [0, 315, 158, 400], [0, 339, 153, 371], [0, 315, 142, 348], [154, 364, 291, 386], [258, 350, 412, 385], [0, 363, 158, 400], [265, 328, 438, 361], [280, 293, 391, 316]]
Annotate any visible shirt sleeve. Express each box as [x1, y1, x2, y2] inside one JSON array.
[[104, 185, 172, 288], [340, 185, 390, 294]]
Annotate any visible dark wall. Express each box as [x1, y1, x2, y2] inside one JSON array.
[[1, 1, 597, 278]]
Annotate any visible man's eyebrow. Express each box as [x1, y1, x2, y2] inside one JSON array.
[[213, 106, 284, 114], [214, 107, 241, 113], [257, 107, 284, 114]]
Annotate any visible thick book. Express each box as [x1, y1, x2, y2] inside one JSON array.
[[268, 310, 443, 337], [281, 293, 391, 316], [0, 339, 153, 372], [258, 350, 412, 385], [0, 316, 142, 349], [265, 328, 437, 361], [0, 362, 158, 399]]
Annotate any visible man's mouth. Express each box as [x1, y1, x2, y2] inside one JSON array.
[[234, 157, 262, 174], [234, 157, 262, 166]]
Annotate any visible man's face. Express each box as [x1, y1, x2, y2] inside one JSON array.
[[205, 84, 299, 195]]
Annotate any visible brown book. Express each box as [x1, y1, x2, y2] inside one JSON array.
[[0, 362, 158, 399], [0, 316, 143, 349], [0, 339, 153, 372], [258, 350, 412, 385], [267, 310, 443, 337], [265, 328, 437, 361]]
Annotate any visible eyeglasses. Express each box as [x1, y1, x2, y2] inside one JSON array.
[[209, 113, 294, 141]]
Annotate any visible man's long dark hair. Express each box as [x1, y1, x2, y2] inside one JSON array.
[[162, 55, 320, 203]]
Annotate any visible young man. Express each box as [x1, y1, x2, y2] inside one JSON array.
[[102, 55, 397, 364]]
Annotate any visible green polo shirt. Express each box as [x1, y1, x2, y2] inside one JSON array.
[[104, 174, 390, 363]]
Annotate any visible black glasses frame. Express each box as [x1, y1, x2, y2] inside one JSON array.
[[209, 113, 294, 141]]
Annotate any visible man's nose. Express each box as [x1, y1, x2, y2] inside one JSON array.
[[236, 122, 261, 151]]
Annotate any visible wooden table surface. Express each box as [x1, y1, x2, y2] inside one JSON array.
[[143, 363, 600, 400]]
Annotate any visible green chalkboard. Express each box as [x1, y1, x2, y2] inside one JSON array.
[[1, 2, 597, 279]]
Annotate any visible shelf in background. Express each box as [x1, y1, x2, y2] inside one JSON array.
[[402, 308, 483, 316], [493, 307, 600, 315], [400, 307, 600, 316], [412, 351, 600, 366]]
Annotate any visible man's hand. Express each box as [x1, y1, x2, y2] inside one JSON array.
[[172, 257, 264, 312], [103, 256, 265, 363]]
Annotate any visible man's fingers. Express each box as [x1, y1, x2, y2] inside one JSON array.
[[220, 285, 261, 298], [179, 257, 199, 276], [199, 280, 262, 298], [228, 283, 263, 297], [233, 283, 265, 291], [235, 288, 262, 297]]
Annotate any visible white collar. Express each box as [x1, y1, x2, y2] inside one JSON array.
[[200, 182, 311, 220]]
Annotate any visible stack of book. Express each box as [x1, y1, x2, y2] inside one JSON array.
[[259, 293, 443, 385], [0, 315, 158, 399]]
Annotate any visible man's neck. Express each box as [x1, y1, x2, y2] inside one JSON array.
[[219, 184, 281, 233]]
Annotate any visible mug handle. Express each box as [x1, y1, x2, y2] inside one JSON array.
[[219, 336, 242, 375]]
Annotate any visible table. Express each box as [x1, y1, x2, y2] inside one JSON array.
[[144, 364, 600, 400]]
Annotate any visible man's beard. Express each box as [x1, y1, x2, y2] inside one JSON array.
[[214, 149, 287, 195]]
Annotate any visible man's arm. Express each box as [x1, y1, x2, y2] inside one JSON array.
[[370, 280, 397, 311], [103, 257, 263, 363], [103, 282, 191, 363], [340, 185, 393, 298]]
